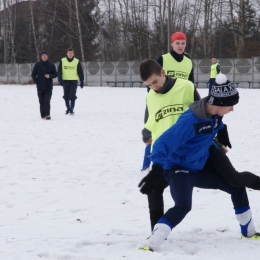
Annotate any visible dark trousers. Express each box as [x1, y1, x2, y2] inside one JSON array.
[[37, 88, 52, 117], [162, 166, 249, 228], [208, 78, 215, 94], [63, 80, 78, 110], [147, 144, 260, 230], [205, 145, 260, 190]]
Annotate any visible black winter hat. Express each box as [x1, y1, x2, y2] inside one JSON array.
[[208, 74, 239, 106], [40, 50, 48, 57]]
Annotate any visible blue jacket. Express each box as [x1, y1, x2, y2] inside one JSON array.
[[151, 98, 224, 171]]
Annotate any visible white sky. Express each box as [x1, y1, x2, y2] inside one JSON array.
[[1, 85, 260, 259]]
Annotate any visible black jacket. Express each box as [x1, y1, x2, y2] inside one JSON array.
[[31, 60, 57, 89]]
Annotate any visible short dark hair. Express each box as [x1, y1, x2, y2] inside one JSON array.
[[139, 59, 162, 81], [67, 48, 74, 53]]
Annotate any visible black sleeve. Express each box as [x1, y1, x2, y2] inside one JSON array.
[[188, 67, 195, 83], [50, 63, 58, 79], [77, 62, 84, 82], [57, 60, 62, 82], [31, 63, 38, 84], [142, 128, 152, 143], [217, 64, 221, 74], [156, 56, 163, 67], [183, 53, 194, 83], [194, 87, 201, 101]]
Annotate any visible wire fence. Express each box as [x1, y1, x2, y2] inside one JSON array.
[[1, 57, 260, 88]]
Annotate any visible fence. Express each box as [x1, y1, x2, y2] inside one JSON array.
[[1, 57, 260, 88]]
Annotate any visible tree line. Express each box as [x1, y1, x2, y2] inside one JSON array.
[[0, 0, 260, 64]]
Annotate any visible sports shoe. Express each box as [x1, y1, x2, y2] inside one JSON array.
[[242, 232, 260, 240], [70, 110, 74, 115], [42, 115, 51, 120], [65, 110, 70, 114], [138, 245, 153, 252]]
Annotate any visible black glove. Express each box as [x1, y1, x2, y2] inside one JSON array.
[[138, 164, 164, 194], [59, 80, 64, 86], [80, 81, 84, 89], [217, 124, 232, 148]]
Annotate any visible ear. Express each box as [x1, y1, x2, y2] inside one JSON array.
[[161, 69, 166, 77]]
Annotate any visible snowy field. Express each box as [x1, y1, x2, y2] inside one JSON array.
[[1, 84, 260, 260]]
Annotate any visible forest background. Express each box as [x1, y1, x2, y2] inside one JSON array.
[[0, 0, 260, 64]]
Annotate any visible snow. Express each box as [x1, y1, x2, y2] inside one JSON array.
[[1, 84, 260, 260]]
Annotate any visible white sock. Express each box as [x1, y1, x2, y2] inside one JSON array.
[[144, 223, 171, 251], [236, 208, 256, 237]]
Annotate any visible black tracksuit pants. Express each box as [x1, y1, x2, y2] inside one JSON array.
[[148, 144, 260, 230], [37, 88, 52, 117]]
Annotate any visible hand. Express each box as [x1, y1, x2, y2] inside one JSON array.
[[220, 145, 228, 154], [80, 81, 84, 89], [138, 164, 164, 194], [59, 80, 64, 86], [217, 124, 232, 148]]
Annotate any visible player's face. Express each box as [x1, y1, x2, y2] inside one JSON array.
[[211, 58, 217, 64], [144, 70, 166, 92], [216, 106, 234, 116], [41, 54, 48, 62], [67, 51, 74, 59], [171, 40, 186, 54]]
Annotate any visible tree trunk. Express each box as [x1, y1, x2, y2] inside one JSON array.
[[29, 0, 39, 60], [74, 0, 84, 61]]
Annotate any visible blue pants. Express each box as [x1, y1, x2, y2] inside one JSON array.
[[208, 78, 215, 95], [161, 166, 249, 229]]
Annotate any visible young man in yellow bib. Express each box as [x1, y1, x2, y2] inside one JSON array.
[[141, 32, 194, 172], [58, 48, 84, 115], [208, 57, 221, 94]]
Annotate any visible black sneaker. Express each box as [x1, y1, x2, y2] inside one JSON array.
[[46, 116, 51, 120], [65, 110, 70, 114], [70, 110, 74, 115]]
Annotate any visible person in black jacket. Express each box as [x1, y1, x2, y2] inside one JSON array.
[[31, 50, 57, 120], [58, 48, 84, 115]]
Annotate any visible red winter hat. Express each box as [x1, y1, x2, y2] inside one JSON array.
[[171, 32, 186, 43]]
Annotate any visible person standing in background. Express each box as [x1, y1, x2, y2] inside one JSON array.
[[208, 57, 221, 94], [58, 48, 84, 115], [31, 50, 57, 120]]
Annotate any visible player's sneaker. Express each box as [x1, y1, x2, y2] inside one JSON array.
[[70, 110, 74, 115], [138, 245, 153, 252], [242, 232, 260, 240], [65, 110, 70, 114]]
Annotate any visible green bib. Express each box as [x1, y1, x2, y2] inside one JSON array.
[[145, 78, 194, 147], [162, 53, 192, 80], [62, 58, 79, 80]]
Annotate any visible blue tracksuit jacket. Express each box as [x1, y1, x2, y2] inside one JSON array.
[[151, 98, 225, 171]]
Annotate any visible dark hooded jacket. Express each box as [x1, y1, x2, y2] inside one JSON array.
[[31, 57, 57, 89]]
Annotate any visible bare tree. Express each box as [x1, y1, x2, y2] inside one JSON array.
[[74, 0, 84, 61], [29, 0, 39, 60]]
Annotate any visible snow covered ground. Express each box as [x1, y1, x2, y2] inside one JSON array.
[[1, 84, 260, 260]]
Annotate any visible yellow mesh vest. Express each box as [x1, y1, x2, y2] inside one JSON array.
[[210, 63, 220, 78], [62, 58, 79, 80], [145, 78, 195, 147], [162, 53, 192, 80]]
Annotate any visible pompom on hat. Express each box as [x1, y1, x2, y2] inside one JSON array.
[[171, 32, 186, 43], [208, 74, 239, 106]]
